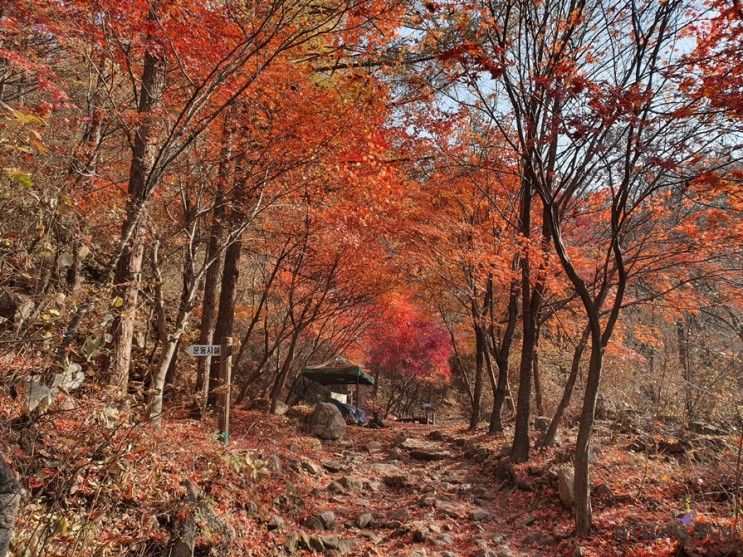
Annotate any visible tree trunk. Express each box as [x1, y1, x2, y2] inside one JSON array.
[[208, 236, 242, 407], [196, 217, 223, 406], [533, 341, 544, 416], [196, 114, 234, 407], [676, 316, 694, 420], [164, 243, 197, 392], [108, 232, 146, 392], [541, 326, 589, 447], [511, 304, 537, 462], [574, 327, 603, 536], [148, 337, 181, 425], [511, 192, 549, 463], [0, 458, 21, 557], [269, 335, 298, 413], [468, 321, 485, 431], [108, 47, 166, 394], [511, 179, 534, 461], [489, 280, 519, 434]]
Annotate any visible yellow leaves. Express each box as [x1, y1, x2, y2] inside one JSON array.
[[6, 105, 45, 127], [4, 168, 33, 188]]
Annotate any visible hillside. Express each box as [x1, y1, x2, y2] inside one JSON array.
[[3, 391, 740, 556]]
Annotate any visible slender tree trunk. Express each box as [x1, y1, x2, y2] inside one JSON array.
[[269, 335, 298, 413], [575, 327, 603, 536], [196, 114, 234, 406], [541, 325, 589, 447], [489, 280, 519, 434], [511, 194, 549, 463], [164, 241, 197, 391], [677, 316, 694, 420], [511, 182, 535, 462], [468, 321, 485, 431], [195, 207, 224, 404], [208, 236, 242, 407], [65, 56, 105, 294], [109, 232, 146, 392], [533, 340, 544, 416], [108, 47, 166, 394]]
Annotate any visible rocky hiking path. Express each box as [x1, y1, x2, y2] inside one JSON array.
[[235, 406, 740, 557], [8, 401, 738, 556], [256, 414, 573, 557], [278, 425, 505, 557]]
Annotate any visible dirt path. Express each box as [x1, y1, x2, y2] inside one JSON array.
[[280, 422, 534, 557]]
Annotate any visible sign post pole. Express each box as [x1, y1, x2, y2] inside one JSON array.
[[216, 337, 233, 445]]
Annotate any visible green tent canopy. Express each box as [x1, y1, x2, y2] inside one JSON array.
[[301, 356, 375, 386]]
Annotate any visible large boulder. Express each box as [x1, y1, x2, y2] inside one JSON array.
[[557, 465, 575, 508], [286, 404, 314, 424], [308, 403, 346, 440]]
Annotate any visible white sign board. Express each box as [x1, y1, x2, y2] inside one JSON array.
[[186, 344, 221, 357]]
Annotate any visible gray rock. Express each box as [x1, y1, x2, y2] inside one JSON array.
[[411, 525, 430, 542], [495, 546, 513, 557], [306, 516, 324, 530], [419, 495, 437, 507], [383, 474, 410, 488], [371, 462, 400, 475], [319, 510, 336, 529], [494, 544, 513, 557], [300, 459, 322, 475], [286, 404, 315, 423], [471, 508, 490, 521], [327, 481, 346, 494], [588, 445, 601, 464], [357, 512, 373, 528], [410, 449, 452, 461], [338, 476, 360, 491], [322, 461, 345, 473], [249, 398, 288, 414], [267, 515, 284, 531], [557, 465, 575, 508], [318, 535, 354, 554], [524, 532, 557, 546], [267, 454, 282, 474], [393, 433, 408, 446], [438, 503, 461, 518], [366, 440, 382, 453], [309, 403, 346, 440], [535, 416, 551, 431], [284, 532, 299, 553]]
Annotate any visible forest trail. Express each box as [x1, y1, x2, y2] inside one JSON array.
[[223, 409, 738, 557], [6, 400, 740, 557], [251, 416, 571, 557], [285, 422, 510, 556]]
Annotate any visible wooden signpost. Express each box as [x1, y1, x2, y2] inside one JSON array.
[[186, 338, 232, 445], [185, 344, 220, 356], [216, 337, 233, 445]]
